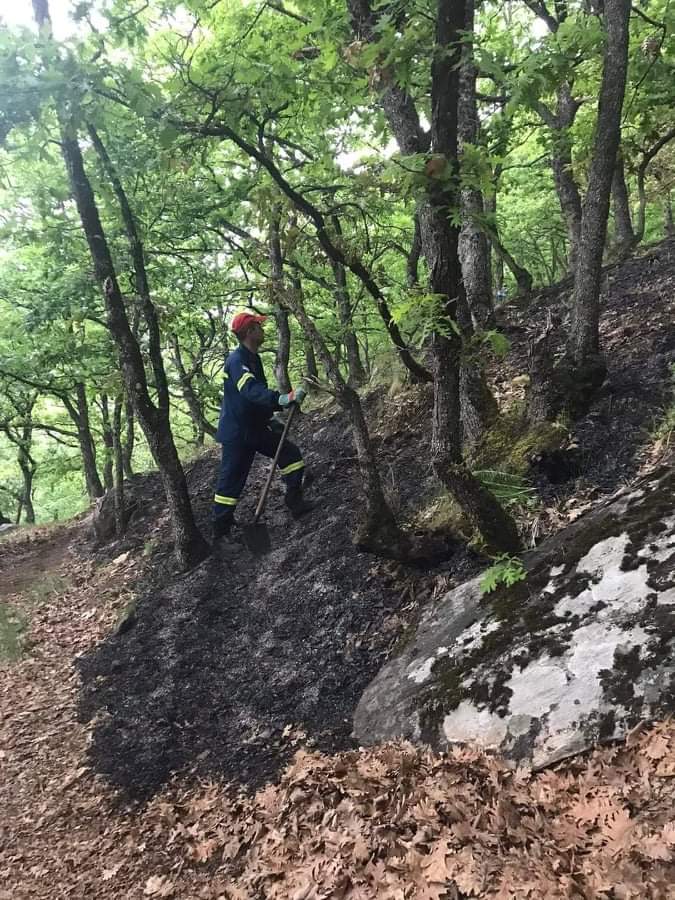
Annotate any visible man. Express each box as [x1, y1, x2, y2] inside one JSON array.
[[212, 311, 312, 541]]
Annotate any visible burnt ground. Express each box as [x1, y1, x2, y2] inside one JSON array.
[[76, 397, 482, 799], [76, 240, 675, 799], [497, 238, 675, 494]]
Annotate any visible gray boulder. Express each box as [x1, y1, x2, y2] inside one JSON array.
[[354, 465, 675, 768]]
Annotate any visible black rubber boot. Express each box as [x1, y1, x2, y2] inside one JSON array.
[[212, 509, 235, 542], [284, 486, 314, 520]]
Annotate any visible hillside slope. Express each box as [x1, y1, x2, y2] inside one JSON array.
[[1, 243, 675, 898]]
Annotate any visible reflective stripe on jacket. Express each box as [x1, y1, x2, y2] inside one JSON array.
[[215, 344, 281, 443]]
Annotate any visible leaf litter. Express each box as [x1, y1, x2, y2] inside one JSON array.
[[1, 527, 673, 899]]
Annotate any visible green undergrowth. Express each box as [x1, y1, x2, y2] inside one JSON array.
[[414, 404, 570, 548], [479, 554, 527, 594], [471, 404, 570, 474]]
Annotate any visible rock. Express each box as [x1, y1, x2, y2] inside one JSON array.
[[354, 465, 675, 769]]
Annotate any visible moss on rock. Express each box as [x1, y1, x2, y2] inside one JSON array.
[[472, 406, 569, 474]]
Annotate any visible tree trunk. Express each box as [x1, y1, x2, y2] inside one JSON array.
[[170, 334, 218, 443], [460, 360, 498, 447], [290, 277, 320, 380], [111, 394, 126, 537], [422, 0, 520, 554], [273, 305, 292, 393], [538, 82, 584, 275], [17, 432, 36, 525], [123, 397, 134, 478], [286, 282, 406, 556], [634, 127, 675, 244], [612, 150, 635, 255], [552, 140, 583, 274], [330, 216, 366, 386], [635, 166, 648, 244], [666, 194, 675, 238], [100, 393, 114, 491], [63, 384, 104, 502], [304, 339, 319, 381], [268, 211, 293, 393], [484, 191, 533, 296], [458, 0, 494, 330], [347, 0, 520, 551], [87, 126, 171, 419], [567, 0, 631, 411], [62, 128, 208, 568]]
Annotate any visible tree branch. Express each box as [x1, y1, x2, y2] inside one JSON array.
[[523, 0, 559, 32]]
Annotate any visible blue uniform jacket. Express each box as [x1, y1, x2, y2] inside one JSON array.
[[216, 344, 281, 443]]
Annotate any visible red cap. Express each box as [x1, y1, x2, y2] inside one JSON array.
[[231, 311, 267, 335]]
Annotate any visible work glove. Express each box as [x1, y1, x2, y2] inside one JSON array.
[[278, 387, 307, 407]]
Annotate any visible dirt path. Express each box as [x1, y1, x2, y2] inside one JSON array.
[[0, 527, 76, 601]]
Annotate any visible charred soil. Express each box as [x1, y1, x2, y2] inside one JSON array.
[[74, 240, 675, 798]]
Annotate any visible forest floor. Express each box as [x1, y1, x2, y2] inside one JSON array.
[[1, 241, 675, 898]]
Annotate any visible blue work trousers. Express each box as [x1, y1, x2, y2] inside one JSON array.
[[212, 427, 304, 526]]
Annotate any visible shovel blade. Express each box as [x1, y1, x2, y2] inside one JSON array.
[[242, 522, 272, 555]]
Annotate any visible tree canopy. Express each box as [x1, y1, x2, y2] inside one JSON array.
[[0, 0, 673, 562]]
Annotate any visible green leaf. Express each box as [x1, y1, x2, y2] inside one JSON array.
[[158, 125, 180, 149]]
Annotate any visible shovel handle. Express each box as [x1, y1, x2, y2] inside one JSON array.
[[253, 403, 298, 525]]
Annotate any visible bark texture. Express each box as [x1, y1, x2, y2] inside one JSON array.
[[123, 397, 134, 479], [406, 214, 422, 287], [458, 0, 494, 330], [538, 85, 583, 275], [17, 436, 36, 525]]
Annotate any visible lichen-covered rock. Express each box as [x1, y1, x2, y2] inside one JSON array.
[[354, 465, 675, 768]]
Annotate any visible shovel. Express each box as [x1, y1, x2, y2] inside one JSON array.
[[242, 403, 299, 555]]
